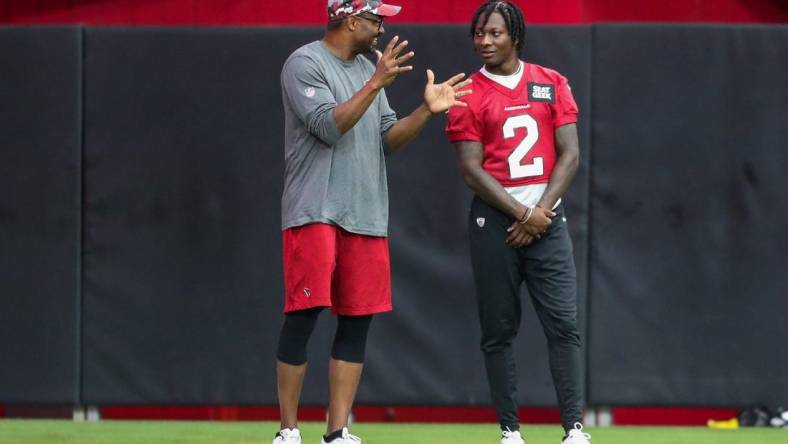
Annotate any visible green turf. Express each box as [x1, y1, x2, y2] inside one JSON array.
[[0, 420, 785, 444]]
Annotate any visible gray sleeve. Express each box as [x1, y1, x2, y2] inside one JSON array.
[[378, 88, 398, 154], [281, 55, 342, 146]]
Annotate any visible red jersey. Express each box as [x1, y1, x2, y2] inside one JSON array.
[[446, 62, 578, 187]]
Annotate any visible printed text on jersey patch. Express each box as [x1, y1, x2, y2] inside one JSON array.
[[528, 82, 555, 103]]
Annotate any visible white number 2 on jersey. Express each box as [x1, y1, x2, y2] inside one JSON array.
[[503, 114, 543, 179]]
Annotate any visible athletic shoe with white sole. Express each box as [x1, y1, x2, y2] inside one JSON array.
[[500, 428, 524, 444], [320, 427, 361, 444], [562, 423, 591, 444], [273, 427, 301, 444]]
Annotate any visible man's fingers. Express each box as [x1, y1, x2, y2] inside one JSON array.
[[514, 233, 533, 248], [397, 65, 414, 73], [375, 49, 383, 62], [383, 35, 399, 55], [396, 51, 415, 64], [453, 79, 472, 90], [506, 223, 518, 243], [445, 72, 467, 86], [426, 69, 435, 85], [391, 39, 409, 58], [455, 90, 472, 99], [536, 207, 556, 218]]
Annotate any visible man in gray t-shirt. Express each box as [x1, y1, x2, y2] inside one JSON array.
[[273, 1, 472, 444]]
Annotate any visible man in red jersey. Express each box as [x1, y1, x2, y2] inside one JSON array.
[[446, 2, 591, 444]]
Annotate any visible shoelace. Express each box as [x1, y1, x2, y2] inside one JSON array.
[[568, 423, 591, 441], [277, 429, 300, 442], [501, 427, 519, 439]]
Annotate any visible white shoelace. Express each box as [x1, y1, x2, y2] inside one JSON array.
[[567, 423, 591, 442], [501, 427, 521, 442], [278, 428, 300, 442]]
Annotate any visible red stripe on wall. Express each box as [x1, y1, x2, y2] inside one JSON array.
[[99, 406, 561, 423], [353, 406, 561, 423], [0, 404, 741, 425], [612, 407, 739, 426], [99, 405, 737, 425], [0, 0, 785, 25], [100, 406, 327, 421], [581, 0, 788, 23]]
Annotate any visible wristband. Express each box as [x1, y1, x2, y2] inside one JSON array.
[[518, 206, 534, 224]]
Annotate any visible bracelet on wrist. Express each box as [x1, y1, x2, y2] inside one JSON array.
[[518, 206, 534, 224]]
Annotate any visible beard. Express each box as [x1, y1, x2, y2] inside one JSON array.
[[356, 34, 380, 55]]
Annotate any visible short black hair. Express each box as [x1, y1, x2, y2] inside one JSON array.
[[470, 1, 526, 54]]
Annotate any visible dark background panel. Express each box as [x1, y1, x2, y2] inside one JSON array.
[[588, 25, 788, 406], [0, 27, 82, 404], [81, 25, 591, 406], [81, 27, 324, 404], [366, 25, 592, 405], [4, 23, 784, 408]]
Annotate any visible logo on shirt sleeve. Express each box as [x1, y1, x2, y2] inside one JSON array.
[[528, 82, 555, 103], [304, 86, 316, 98]]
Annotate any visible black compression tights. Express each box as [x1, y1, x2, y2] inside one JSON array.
[[276, 308, 373, 365], [331, 313, 372, 363]]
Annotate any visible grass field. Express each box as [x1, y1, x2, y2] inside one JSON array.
[[0, 420, 785, 444]]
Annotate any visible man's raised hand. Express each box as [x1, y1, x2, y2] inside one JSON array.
[[423, 69, 472, 114], [371, 36, 414, 89]]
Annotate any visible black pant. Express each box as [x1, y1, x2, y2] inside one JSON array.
[[468, 196, 583, 432]]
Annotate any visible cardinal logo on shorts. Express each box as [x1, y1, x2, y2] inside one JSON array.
[[303, 288, 312, 298], [476, 217, 485, 228]]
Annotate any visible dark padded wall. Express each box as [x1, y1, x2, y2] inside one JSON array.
[[587, 25, 788, 406], [80, 26, 590, 405], [81, 27, 321, 404], [0, 27, 82, 404], [2, 24, 786, 408]]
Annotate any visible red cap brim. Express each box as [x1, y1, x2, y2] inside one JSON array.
[[373, 3, 401, 17]]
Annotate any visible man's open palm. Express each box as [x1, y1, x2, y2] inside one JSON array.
[[423, 69, 472, 114]]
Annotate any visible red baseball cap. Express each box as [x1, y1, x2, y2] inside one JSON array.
[[328, 0, 402, 21]]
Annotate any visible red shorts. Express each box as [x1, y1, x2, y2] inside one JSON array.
[[282, 223, 392, 316]]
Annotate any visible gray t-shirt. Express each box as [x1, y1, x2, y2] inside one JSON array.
[[280, 41, 397, 237]]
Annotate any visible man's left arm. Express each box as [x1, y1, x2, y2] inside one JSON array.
[[384, 69, 472, 151], [537, 123, 580, 209]]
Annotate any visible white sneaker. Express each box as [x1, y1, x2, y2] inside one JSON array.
[[273, 427, 301, 444], [562, 423, 591, 444], [320, 427, 361, 444], [500, 428, 524, 444]]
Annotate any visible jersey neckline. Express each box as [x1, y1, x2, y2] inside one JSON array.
[[476, 61, 530, 99]]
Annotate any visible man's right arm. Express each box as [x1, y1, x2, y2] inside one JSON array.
[[454, 141, 545, 247], [334, 36, 414, 135], [454, 140, 526, 221], [282, 56, 342, 146], [333, 81, 384, 135], [282, 37, 413, 145]]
